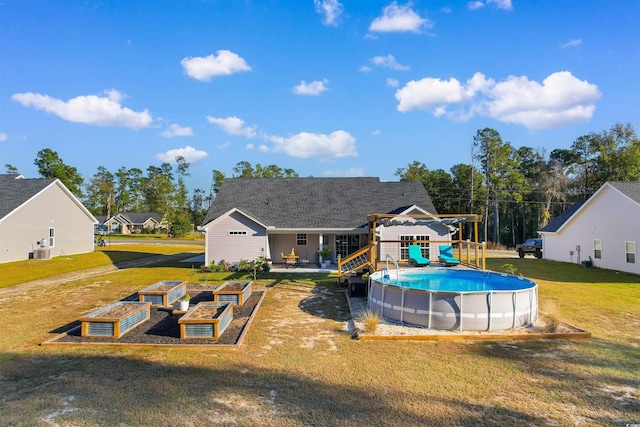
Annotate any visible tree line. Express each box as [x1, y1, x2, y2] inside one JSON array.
[[396, 123, 639, 246], [4, 151, 301, 237], [4, 122, 638, 243]]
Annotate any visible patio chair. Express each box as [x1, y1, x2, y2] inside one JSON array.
[[408, 245, 430, 266], [299, 253, 310, 267], [438, 245, 460, 267]]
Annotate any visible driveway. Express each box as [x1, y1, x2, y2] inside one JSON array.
[[0, 252, 195, 298]]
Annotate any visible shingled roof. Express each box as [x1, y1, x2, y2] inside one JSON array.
[[112, 212, 162, 224], [539, 181, 640, 233], [202, 177, 437, 229], [0, 174, 56, 220], [608, 181, 640, 205], [539, 200, 586, 233]]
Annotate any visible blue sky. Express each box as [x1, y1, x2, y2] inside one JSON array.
[[2, 0, 639, 193]]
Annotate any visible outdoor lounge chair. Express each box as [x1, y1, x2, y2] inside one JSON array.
[[408, 245, 430, 266], [438, 245, 460, 266]]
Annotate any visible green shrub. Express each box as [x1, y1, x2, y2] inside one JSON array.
[[169, 213, 192, 238]]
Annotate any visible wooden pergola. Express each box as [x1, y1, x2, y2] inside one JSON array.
[[337, 212, 486, 282]]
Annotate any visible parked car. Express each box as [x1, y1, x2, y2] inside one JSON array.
[[516, 238, 542, 259], [94, 225, 109, 235]]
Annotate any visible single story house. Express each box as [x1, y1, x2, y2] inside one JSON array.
[[0, 174, 98, 263], [200, 177, 454, 267], [539, 181, 640, 275], [103, 212, 164, 234]]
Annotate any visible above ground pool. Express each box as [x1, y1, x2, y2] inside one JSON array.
[[368, 268, 538, 332]]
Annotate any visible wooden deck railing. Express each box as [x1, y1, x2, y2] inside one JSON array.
[[337, 239, 487, 282], [337, 244, 376, 281]]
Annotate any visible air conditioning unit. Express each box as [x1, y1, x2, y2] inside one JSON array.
[[33, 248, 51, 260]]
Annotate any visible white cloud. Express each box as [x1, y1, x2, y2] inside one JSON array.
[[370, 54, 410, 71], [181, 50, 251, 81], [359, 65, 372, 73], [0, 133, 7, 141], [206, 116, 257, 137], [155, 146, 208, 163], [469, 0, 512, 10], [323, 167, 365, 177], [217, 141, 231, 149], [266, 130, 357, 158], [11, 89, 152, 129], [561, 39, 582, 48], [371, 129, 382, 136], [386, 78, 400, 88], [370, 2, 432, 33], [161, 124, 194, 138], [486, 72, 601, 128], [395, 76, 476, 112], [396, 71, 601, 129], [292, 79, 329, 96], [314, 0, 343, 26], [488, 0, 512, 10], [208, 114, 357, 159]]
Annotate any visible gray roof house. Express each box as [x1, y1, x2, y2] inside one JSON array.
[[0, 174, 98, 263], [539, 181, 640, 275], [201, 177, 451, 267], [104, 212, 164, 234]]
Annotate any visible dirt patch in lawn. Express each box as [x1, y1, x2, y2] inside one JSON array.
[[42, 286, 264, 347]]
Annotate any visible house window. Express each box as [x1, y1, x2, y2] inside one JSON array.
[[593, 239, 602, 259], [49, 227, 55, 248], [296, 234, 307, 246], [400, 235, 430, 260], [228, 230, 247, 236], [626, 241, 636, 264]]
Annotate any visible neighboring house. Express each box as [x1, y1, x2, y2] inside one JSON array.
[[104, 212, 164, 234], [201, 177, 452, 266], [539, 181, 640, 275], [0, 174, 98, 263]]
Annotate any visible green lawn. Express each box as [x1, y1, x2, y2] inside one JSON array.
[[0, 252, 638, 426], [0, 243, 204, 289]]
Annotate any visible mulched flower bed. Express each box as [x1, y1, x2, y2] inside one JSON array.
[[50, 287, 264, 346]]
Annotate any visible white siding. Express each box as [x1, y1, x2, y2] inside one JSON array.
[[541, 185, 640, 275], [0, 183, 95, 263], [204, 211, 267, 265], [377, 223, 450, 262]]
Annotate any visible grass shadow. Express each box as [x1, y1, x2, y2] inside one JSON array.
[[0, 353, 551, 426]]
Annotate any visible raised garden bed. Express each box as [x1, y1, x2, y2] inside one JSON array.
[[179, 302, 233, 340], [138, 280, 186, 307], [79, 301, 151, 338], [213, 281, 252, 307], [43, 288, 265, 347]]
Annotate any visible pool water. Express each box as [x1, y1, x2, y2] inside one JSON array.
[[379, 269, 535, 292], [369, 267, 538, 331]]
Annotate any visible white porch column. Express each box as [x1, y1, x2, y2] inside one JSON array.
[[319, 233, 324, 261]]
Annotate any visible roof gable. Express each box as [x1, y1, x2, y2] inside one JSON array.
[[539, 201, 586, 233], [0, 174, 97, 224], [539, 181, 640, 234], [112, 212, 162, 224], [608, 181, 640, 206], [0, 174, 56, 220], [202, 177, 437, 229]]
